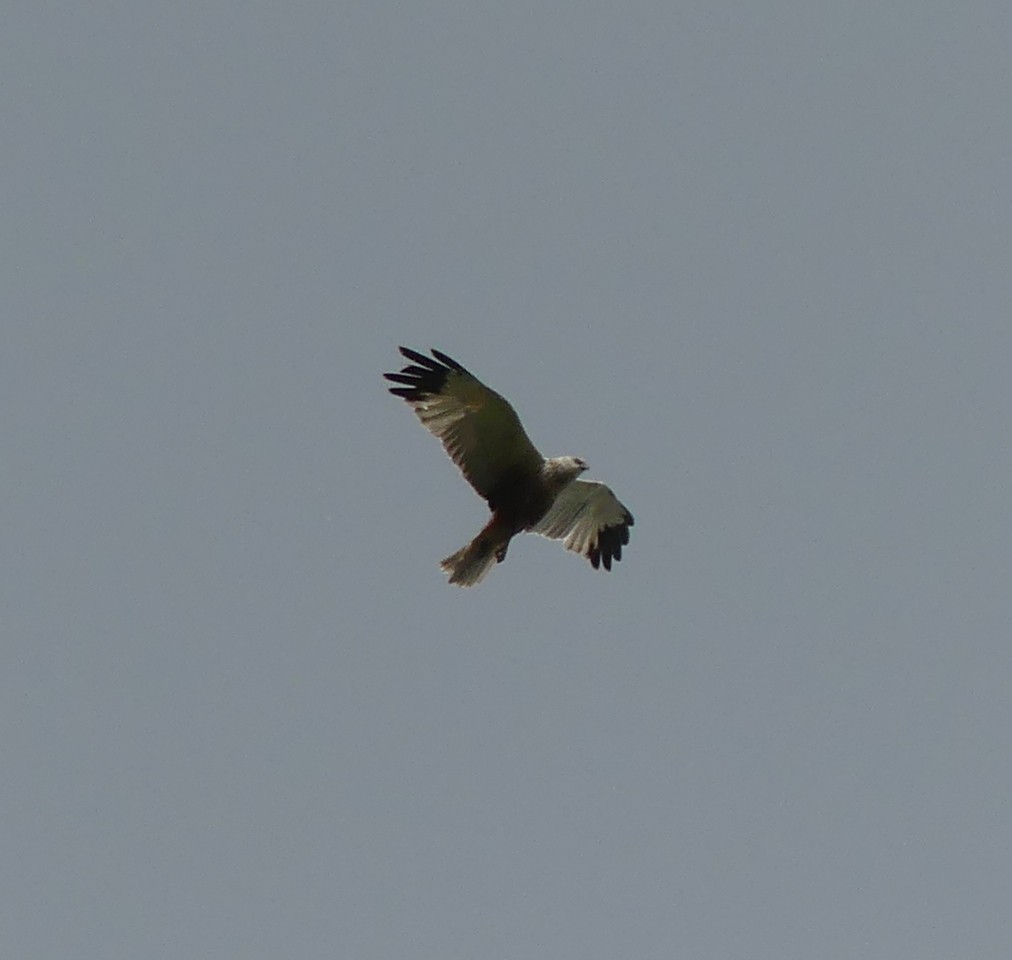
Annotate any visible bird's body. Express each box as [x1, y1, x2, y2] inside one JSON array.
[[384, 347, 633, 586]]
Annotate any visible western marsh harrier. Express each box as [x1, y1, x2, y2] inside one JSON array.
[[384, 347, 634, 586]]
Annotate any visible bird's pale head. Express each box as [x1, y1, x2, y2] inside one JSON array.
[[543, 456, 588, 489]]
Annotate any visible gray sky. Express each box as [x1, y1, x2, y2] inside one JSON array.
[[5, 2, 1012, 958]]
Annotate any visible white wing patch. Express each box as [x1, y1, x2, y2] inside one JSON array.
[[533, 479, 634, 570]]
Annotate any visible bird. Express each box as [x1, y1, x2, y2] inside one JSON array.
[[383, 347, 634, 586]]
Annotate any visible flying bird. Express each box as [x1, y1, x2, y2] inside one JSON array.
[[384, 347, 634, 586]]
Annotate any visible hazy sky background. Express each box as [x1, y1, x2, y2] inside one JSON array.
[[5, 2, 1012, 957]]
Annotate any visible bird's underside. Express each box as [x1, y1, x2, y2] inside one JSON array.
[[384, 346, 634, 586]]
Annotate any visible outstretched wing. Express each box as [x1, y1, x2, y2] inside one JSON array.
[[532, 479, 634, 570], [383, 347, 544, 502]]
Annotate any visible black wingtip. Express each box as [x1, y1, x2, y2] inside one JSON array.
[[384, 347, 468, 402], [589, 516, 633, 572], [430, 348, 466, 371], [397, 346, 441, 369]]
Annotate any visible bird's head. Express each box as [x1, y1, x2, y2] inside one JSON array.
[[543, 456, 588, 488]]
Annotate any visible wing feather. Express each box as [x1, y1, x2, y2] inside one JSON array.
[[383, 347, 543, 501], [532, 479, 634, 571]]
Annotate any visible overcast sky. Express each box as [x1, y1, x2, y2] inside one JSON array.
[[5, 2, 1012, 958]]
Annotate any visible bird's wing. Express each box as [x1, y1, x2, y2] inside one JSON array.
[[532, 479, 634, 570], [384, 347, 544, 502]]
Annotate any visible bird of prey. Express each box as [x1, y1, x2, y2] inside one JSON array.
[[384, 347, 634, 586]]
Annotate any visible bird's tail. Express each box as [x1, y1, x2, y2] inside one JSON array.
[[440, 519, 510, 587]]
